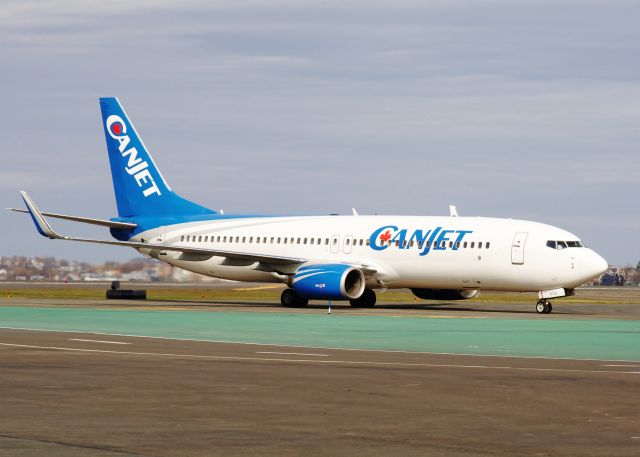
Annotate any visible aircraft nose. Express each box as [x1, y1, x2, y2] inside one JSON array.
[[589, 251, 608, 277]]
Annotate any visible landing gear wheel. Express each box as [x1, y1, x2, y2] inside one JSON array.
[[349, 288, 377, 308], [536, 299, 552, 314], [280, 289, 308, 308]]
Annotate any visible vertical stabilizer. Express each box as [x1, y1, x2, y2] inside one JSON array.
[[99, 97, 215, 218]]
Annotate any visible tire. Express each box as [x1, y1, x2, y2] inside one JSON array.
[[349, 288, 377, 308], [281, 289, 308, 308], [536, 300, 546, 314]]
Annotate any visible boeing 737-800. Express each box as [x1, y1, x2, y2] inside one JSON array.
[[11, 98, 608, 314]]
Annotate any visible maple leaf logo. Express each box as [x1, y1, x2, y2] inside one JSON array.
[[379, 230, 392, 243]]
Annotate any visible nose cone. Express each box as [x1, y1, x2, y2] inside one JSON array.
[[589, 251, 609, 278]]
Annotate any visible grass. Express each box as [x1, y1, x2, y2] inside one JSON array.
[[2, 285, 639, 305]]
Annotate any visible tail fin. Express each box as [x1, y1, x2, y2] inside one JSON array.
[[99, 97, 215, 218]]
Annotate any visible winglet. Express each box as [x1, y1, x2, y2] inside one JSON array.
[[19, 191, 64, 239]]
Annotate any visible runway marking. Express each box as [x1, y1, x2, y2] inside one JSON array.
[[69, 339, 130, 345], [256, 351, 329, 357], [602, 364, 640, 368], [2, 326, 640, 364], [1, 342, 639, 376]]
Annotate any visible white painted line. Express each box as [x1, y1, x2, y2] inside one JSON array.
[[0, 342, 638, 376], [602, 364, 640, 368], [256, 351, 328, 357], [70, 338, 130, 345], [2, 326, 640, 364]]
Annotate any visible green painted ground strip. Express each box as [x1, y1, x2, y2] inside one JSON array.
[[1, 306, 639, 361]]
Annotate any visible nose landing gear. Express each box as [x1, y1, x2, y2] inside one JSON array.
[[536, 299, 553, 314]]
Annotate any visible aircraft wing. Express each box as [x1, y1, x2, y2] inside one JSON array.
[[18, 191, 307, 266], [7, 207, 137, 230]]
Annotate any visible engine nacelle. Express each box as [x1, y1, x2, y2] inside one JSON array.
[[292, 264, 365, 300], [410, 288, 478, 301]]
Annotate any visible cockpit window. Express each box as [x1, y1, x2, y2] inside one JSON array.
[[547, 240, 583, 250]]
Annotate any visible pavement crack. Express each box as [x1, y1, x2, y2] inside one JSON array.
[[0, 433, 146, 456]]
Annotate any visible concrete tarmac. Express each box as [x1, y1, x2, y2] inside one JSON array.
[[1, 299, 639, 456]]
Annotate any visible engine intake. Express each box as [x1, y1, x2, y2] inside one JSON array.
[[292, 264, 365, 300], [411, 288, 478, 301]]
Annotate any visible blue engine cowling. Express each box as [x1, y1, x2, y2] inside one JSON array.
[[292, 264, 365, 300]]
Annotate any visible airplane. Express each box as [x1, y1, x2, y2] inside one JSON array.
[[10, 97, 609, 314]]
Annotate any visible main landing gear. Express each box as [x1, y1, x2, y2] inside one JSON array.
[[536, 299, 553, 314], [349, 289, 377, 308], [280, 288, 309, 308]]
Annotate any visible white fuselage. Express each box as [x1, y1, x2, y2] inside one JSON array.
[[133, 215, 607, 292]]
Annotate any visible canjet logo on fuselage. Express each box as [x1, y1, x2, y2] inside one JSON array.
[[105, 115, 161, 198], [369, 225, 473, 256]]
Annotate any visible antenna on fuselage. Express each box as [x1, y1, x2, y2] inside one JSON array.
[[449, 205, 458, 217]]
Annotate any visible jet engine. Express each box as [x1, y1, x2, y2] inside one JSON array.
[[292, 264, 365, 300], [410, 288, 479, 301]]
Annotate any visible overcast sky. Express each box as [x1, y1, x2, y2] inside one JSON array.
[[1, 0, 639, 265]]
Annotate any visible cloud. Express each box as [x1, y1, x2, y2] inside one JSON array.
[[1, 0, 639, 264]]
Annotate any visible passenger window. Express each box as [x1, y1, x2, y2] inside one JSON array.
[[395, 241, 400, 247], [180, 236, 184, 242], [256, 237, 260, 244], [223, 236, 227, 242], [478, 242, 482, 249], [366, 239, 370, 246], [325, 238, 330, 245], [410, 241, 414, 247], [345, 239, 350, 245], [277, 237, 281, 244], [426, 241, 431, 248], [402, 240, 407, 248], [249, 237, 253, 243], [463, 241, 467, 248], [455, 242, 460, 249], [297, 238, 301, 244], [205, 236, 209, 242], [486, 242, 490, 249], [418, 241, 424, 249], [448, 241, 453, 248], [441, 241, 446, 248], [470, 242, 475, 248], [270, 237, 274, 243]]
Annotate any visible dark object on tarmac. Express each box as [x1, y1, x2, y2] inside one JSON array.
[[111, 280, 121, 291], [106, 288, 147, 300]]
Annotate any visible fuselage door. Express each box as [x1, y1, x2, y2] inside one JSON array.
[[330, 234, 340, 254], [511, 232, 528, 265], [343, 235, 353, 254]]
